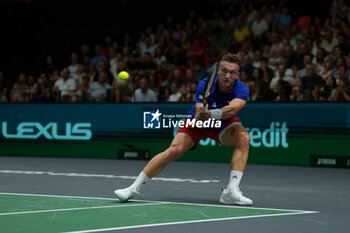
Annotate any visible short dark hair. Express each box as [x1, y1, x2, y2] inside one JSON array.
[[303, 53, 313, 60], [220, 53, 240, 66]]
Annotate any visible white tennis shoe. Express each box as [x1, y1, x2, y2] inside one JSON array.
[[220, 188, 253, 206], [114, 187, 138, 202]]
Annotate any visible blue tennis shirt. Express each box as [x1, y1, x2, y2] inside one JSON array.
[[187, 75, 249, 129]]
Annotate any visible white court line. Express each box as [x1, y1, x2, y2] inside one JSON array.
[[0, 170, 220, 183], [0, 202, 166, 216], [0, 192, 319, 214], [63, 212, 318, 233]]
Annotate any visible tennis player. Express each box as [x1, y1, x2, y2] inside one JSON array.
[[115, 53, 253, 205]]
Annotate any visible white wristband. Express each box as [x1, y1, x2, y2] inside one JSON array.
[[209, 109, 222, 119]]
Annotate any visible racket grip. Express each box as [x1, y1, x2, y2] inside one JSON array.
[[202, 101, 207, 111]]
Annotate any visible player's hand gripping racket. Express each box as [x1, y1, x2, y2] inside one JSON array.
[[202, 62, 218, 111]]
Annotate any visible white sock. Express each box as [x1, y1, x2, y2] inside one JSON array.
[[130, 172, 149, 192], [226, 170, 243, 191]]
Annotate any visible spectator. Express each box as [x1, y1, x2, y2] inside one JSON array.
[[33, 73, 51, 102], [168, 44, 186, 66], [52, 68, 77, 102], [193, 61, 206, 80], [283, 45, 295, 68], [185, 82, 197, 102], [0, 71, 9, 102], [168, 82, 182, 102], [139, 52, 157, 87], [319, 75, 337, 101], [337, 33, 350, 56], [132, 77, 157, 102], [261, 2, 273, 25], [88, 63, 98, 84], [186, 34, 206, 64], [333, 56, 347, 70], [126, 54, 140, 72], [73, 64, 87, 85], [268, 32, 283, 68], [233, 19, 250, 44], [297, 53, 313, 78], [88, 72, 110, 102], [251, 12, 268, 43], [318, 57, 334, 80], [76, 75, 90, 102], [274, 58, 294, 78], [109, 48, 118, 79], [257, 81, 275, 102], [42, 55, 57, 76], [247, 80, 260, 102], [302, 64, 325, 101], [240, 54, 254, 78], [154, 47, 167, 67], [251, 68, 263, 85], [81, 44, 91, 57], [333, 65, 350, 84], [209, 28, 229, 57], [252, 50, 262, 68], [240, 70, 249, 86], [27, 75, 37, 102], [292, 42, 307, 69], [305, 37, 318, 56], [169, 67, 186, 89], [98, 60, 113, 83], [184, 68, 197, 84], [320, 30, 338, 53], [90, 45, 106, 71], [68, 53, 79, 77], [291, 77, 304, 101], [10, 73, 28, 102], [331, 46, 345, 63], [333, 77, 350, 101], [270, 63, 296, 90], [140, 36, 157, 57], [274, 79, 292, 102], [146, 26, 155, 44], [82, 55, 91, 72], [102, 36, 113, 58], [275, 5, 292, 29], [313, 48, 327, 74], [48, 70, 60, 101], [172, 22, 183, 41], [260, 57, 274, 84], [246, 3, 258, 26]]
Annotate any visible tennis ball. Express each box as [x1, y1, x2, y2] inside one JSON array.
[[118, 71, 129, 81]]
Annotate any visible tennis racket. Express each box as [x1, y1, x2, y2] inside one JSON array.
[[202, 62, 218, 111]]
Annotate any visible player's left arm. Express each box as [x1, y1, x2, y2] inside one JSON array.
[[198, 80, 249, 121], [217, 98, 246, 120], [198, 98, 246, 121]]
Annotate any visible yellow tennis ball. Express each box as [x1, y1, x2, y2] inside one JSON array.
[[118, 71, 129, 81]]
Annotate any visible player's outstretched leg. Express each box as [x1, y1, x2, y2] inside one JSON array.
[[114, 133, 193, 202], [219, 123, 253, 205]]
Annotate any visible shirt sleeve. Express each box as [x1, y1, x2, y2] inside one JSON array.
[[193, 79, 206, 103], [234, 80, 249, 101]]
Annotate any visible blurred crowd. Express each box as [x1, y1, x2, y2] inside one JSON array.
[[1, 0, 350, 103]]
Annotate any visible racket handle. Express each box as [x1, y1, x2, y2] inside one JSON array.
[[202, 100, 207, 111]]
